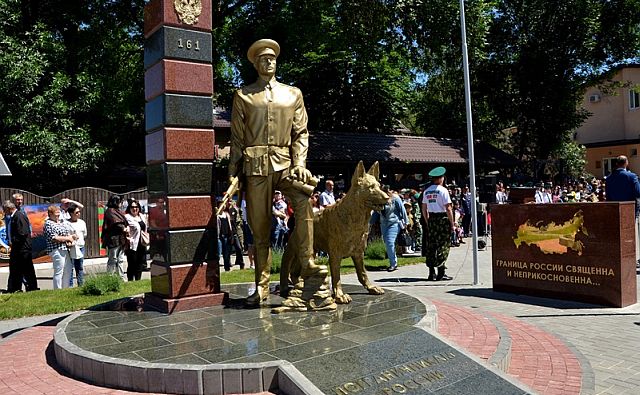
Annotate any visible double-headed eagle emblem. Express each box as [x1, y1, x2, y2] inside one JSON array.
[[174, 0, 202, 25]]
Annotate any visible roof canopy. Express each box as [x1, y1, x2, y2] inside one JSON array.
[[308, 132, 518, 167]]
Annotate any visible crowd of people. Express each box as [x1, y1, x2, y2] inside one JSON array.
[[2, 194, 149, 293], [6, 155, 639, 292]]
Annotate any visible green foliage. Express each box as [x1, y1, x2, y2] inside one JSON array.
[[81, 273, 123, 296], [215, 0, 415, 133], [270, 249, 283, 274], [2, 0, 640, 189], [365, 238, 387, 260], [0, 279, 150, 320], [0, 0, 144, 192]]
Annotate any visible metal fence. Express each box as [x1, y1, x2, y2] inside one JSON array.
[[0, 187, 147, 260]]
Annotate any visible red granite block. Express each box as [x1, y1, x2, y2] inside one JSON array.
[[166, 128, 215, 160], [145, 292, 226, 314], [167, 196, 217, 229], [146, 128, 215, 164], [145, 60, 213, 101], [144, 0, 212, 38], [150, 261, 221, 298]]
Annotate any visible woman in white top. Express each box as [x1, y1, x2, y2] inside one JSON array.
[[66, 203, 87, 286], [125, 199, 148, 281]]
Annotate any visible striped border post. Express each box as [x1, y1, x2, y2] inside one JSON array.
[[143, 0, 225, 313]]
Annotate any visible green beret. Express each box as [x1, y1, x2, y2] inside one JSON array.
[[428, 166, 446, 177]]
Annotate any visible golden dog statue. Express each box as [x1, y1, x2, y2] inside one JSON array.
[[280, 161, 389, 304]]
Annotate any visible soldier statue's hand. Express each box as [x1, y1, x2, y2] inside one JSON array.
[[290, 166, 311, 183]]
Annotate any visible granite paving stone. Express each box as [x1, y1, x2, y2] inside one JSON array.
[[335, 320, 417, 344], [159, 322, 247, 343], [65, 321, 147, 340], [88, 335, 172, 356], [195, 337, 293, 364], [109, 322, 197, 342], [268, 336, 360, 363], [135, 336, 231, 362], [273, 322, 361, 345]]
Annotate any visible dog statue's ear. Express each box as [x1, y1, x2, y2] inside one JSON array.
[[367, 161, 380, 180], [352, 161, 366, 185]]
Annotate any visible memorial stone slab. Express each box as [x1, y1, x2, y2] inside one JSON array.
[[492, 202, 637, 307]]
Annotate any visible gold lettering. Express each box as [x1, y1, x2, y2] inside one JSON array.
[[334, 386, 349, 395], [344, 382, 361, 392], [375, 375, 388, 384], [391, 383, 407, 393], [382, 370, 397, 380], [404, 380, 419, 389]]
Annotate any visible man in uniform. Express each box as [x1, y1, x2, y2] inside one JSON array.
[[421, 166, 455, 281], [229, 39, 322, 305]]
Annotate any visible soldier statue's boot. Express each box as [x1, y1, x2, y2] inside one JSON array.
[[427, 266, 436, 281], [246, 247, 272, 306]]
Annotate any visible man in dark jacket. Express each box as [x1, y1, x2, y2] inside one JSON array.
[[3, 200, 38, 292], [606, 155, 640, 264]]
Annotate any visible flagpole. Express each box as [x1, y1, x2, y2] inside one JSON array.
[[459, 0, 480, 285]]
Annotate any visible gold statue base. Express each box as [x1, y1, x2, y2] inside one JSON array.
[[272, 273, 336, 314]]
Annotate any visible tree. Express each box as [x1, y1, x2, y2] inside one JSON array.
[[482, 0, 640, 168], [0, 0, 144, 192], [213, 0, 415, 133]]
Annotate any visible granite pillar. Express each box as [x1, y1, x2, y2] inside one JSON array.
[[144, 0, 225, 313]]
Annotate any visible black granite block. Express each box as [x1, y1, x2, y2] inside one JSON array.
[[147, 163, 214, 195], [149, 228, 217, 265], [144, 26, 213, 70], [146, 94, 213, 132], [293, 330, 523, 395]]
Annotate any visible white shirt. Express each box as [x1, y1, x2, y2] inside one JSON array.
[[68, 219, 87, 259], [423, 185, 451, 213], [535, 190, 552, 204]]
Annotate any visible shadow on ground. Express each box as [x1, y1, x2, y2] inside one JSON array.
[[449, 288, 603, 310]]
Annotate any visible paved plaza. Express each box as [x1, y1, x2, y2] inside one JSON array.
[[0, 235, 639, 394]]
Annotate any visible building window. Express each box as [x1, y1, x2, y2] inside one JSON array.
[[630, 89, 640, 110], [603, 157, 617, 177]]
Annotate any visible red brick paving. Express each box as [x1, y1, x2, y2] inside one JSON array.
[[433, 299, 500, 361], [0, 326, 273, 395], [491, 312, 582, 395], [1, 304, 583, 395], [433, 298, 582, 395]]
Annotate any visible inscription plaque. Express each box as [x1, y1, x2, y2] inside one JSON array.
[[144, 26, 213, 69], [492, 202, 637, 307]]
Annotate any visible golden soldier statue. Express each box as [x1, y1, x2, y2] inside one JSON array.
[[228, 39, 326, 307]]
